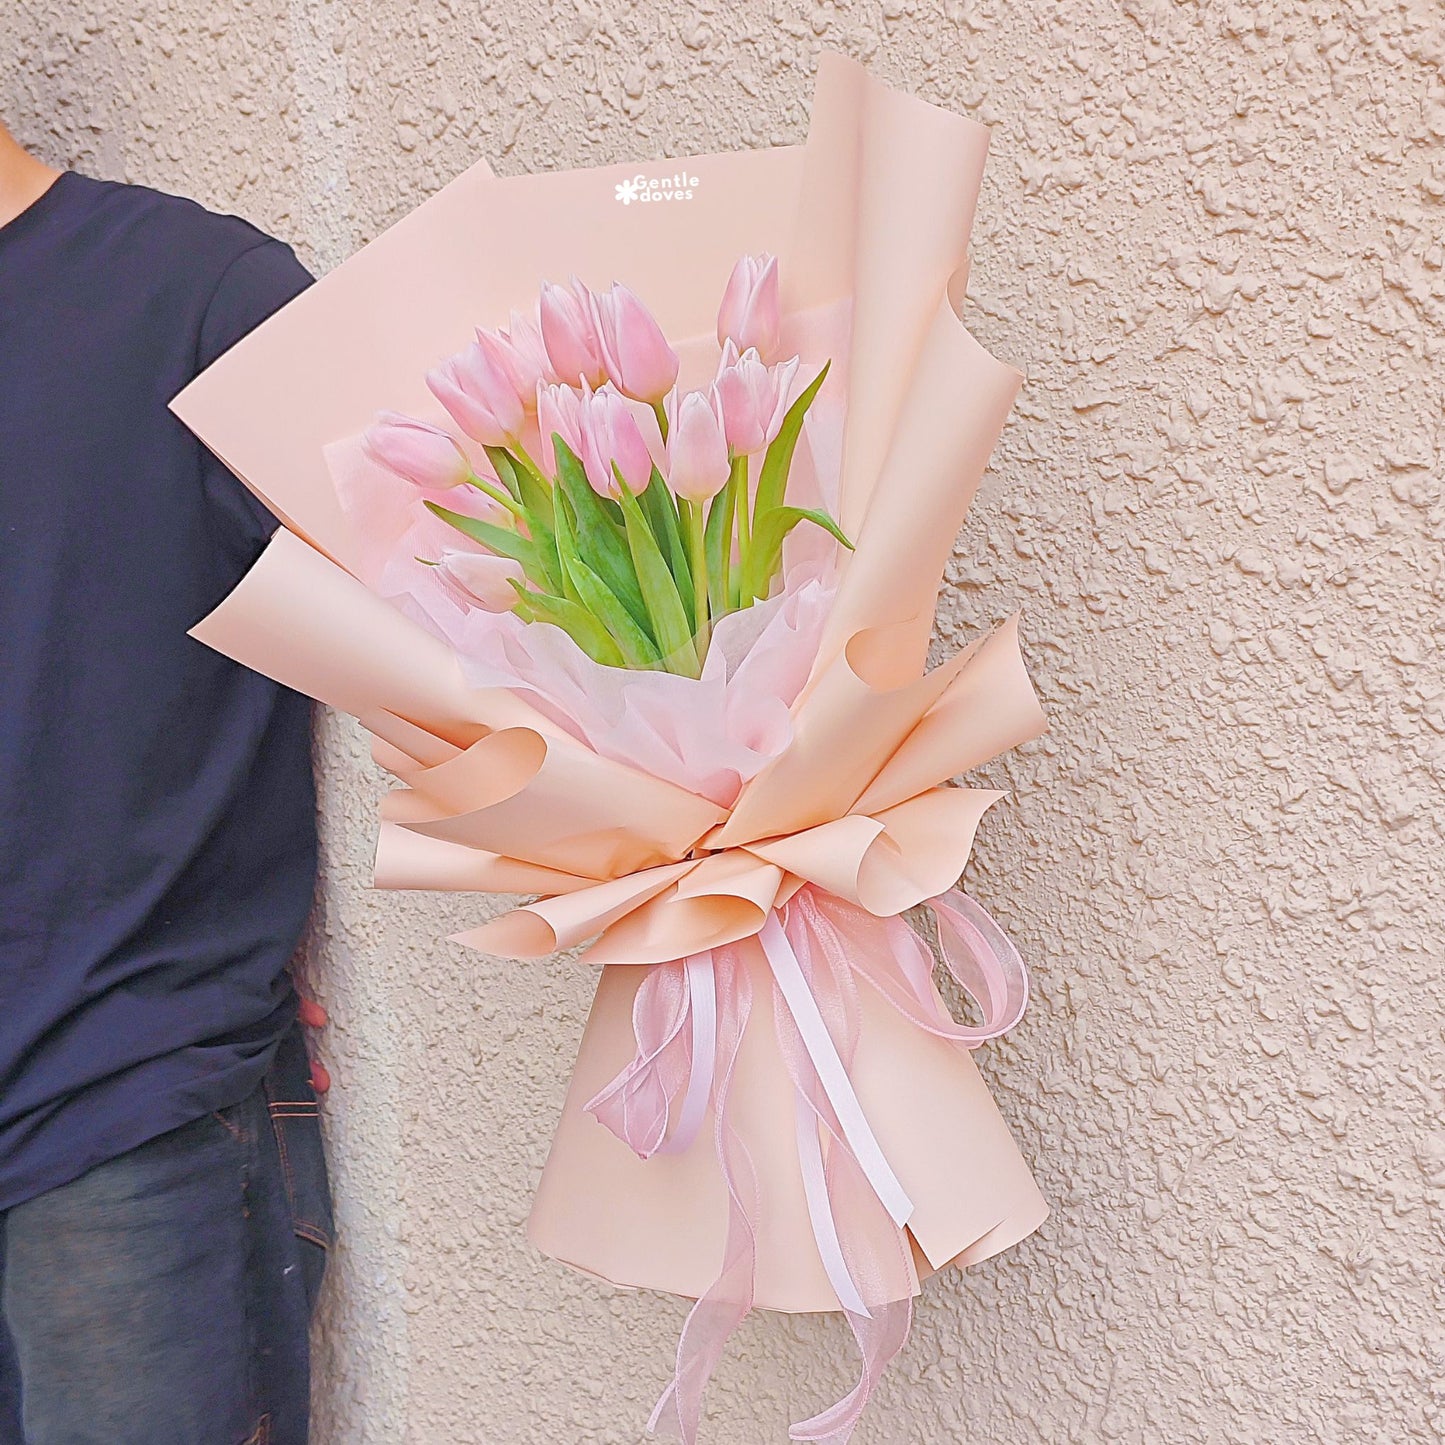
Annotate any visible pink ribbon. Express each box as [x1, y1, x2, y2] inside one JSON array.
[[759, 912, 913, 1228], [772, 899, 915, 1443], [583, 950, 718, 1159], [659, 953, 716, 1156], [588, 884, 1030, 1443], [647, 948, 757, 1440]]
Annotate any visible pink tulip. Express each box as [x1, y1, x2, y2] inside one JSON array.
[[362, 411, 472, 490], [539, 277, 608, 388], [587, 282, 679, 403], [479, 309, 554, 410], [717, 253, 781, 360], [427, 339, 527, 447], [536, 381, 586, 475], [664, 387, 731, 502], [713, 343, 799, 455], [437, 548, 526, 612], [578, 384, 655, 498]]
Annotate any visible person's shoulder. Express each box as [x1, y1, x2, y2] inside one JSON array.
[[71, 173, 309, 291], [57, 175, 312, 369]]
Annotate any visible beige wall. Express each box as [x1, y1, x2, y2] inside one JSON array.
[[7, 2, 1444, 1441]]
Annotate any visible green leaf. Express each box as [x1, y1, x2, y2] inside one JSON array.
[[512, 583, 626, 667], [423, 501, 543, 580], [638, 467, 694, 618], [549, 482, 585, 605], [480, 445, 522, 501], [551, 438, 653, 638], [488, 446, 562, 594], [562, 550, 661, 668], [617, 481, 700, 675], [753, 359, 830, 521], [744, 504, 854, 601]]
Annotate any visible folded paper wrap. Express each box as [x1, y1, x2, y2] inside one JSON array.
[[175, 51, 1048, 1442]]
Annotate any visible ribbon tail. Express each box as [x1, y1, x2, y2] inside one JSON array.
[[788, 1298, 913, 1444], [796, 1099, 871, 1318], [648, 950, 756, 1443], [792, 1103, 913, 1443], [778, 894, 918, 1442]]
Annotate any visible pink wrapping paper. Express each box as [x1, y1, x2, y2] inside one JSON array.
[[173, 52, 1049, 1438]]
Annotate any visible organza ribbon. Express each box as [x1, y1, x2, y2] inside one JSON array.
[[585, 882, 1029, 1443]]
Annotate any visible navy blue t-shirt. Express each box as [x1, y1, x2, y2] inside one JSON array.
[[0, 171, 318, 1209]]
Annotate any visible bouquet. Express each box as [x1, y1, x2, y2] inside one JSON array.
[[363, 261, 849, 682], [175, 54, 1049, 1443]]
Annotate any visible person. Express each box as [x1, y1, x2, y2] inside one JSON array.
[[0, 118, 331, 1445]]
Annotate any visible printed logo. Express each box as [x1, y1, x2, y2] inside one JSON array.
[[614, 170, 700, 206]]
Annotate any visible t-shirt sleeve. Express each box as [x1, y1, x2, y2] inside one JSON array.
[[196, 238, 314, 549]]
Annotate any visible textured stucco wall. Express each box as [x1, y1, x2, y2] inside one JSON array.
[[6, 2, 1444, 1441]]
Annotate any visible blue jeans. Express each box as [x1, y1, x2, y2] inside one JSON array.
[[0, 1024, 331, 1445]]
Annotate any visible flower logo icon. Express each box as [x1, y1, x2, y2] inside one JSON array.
[[614, 178, 641, 205]]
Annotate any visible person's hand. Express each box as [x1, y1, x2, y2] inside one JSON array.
[[297, 996, 331, 1094]]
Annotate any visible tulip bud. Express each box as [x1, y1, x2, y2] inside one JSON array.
[[717, 253, 781, 360], [537, 381, 586, 476], [362, 411, 472, 490], [479, 310, 554, 410], [578, 384, 655, 498], [437, 549, 526, 612], [713, 345, 799, 455], [588, 282, 679, 404], [427, 339, 527, 448], [664, 387, 731, 502], [539, 277, 608, 388]]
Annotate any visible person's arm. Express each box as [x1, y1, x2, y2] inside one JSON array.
[[196, 235, 330, 1089], [196, 237, 314, 555]]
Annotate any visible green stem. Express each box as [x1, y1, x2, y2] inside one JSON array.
[[704, 482, 733, 618], [683, 499, 710, 656], [730, 455, 750, 610], [652, 398, 670, 445], [467, 474, 524, 519], [735, 456, 752, 551]]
